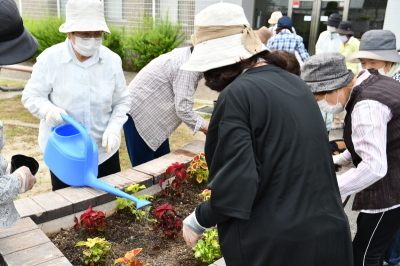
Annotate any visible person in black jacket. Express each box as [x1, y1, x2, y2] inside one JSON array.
[[180, 3, 353, 265]]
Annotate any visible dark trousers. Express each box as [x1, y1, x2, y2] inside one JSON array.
[[123, 114, 170, 167], [353, 207, 400, 266], [50, 150, 121, 191]]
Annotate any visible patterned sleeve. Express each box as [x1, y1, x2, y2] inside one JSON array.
[[296, 37, 310, 63], [392, 71, 400, 82]]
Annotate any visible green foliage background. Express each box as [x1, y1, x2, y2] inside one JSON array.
[[23, 14, 186, 71]]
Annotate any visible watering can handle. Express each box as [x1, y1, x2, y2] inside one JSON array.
[[60, 114, 93, 177]]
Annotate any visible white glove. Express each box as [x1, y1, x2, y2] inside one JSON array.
[[182, 211, 207, 247], [13, 166, 36, 193], [102, 130, 121, 153], [333, 153, 351, 166], [44, 106, 67, 127], [5, 163, 11, 175]]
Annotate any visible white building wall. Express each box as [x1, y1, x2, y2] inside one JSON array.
[[383, 0, 400, 50]]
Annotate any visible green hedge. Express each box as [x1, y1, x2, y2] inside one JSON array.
[[23, 14, 186, 71]]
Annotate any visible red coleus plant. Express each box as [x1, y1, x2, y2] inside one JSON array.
[[153, 204, 183, 239], [114, 248, 149, 266], [74, 205, 108, 235], [158, 162, 189, 198]]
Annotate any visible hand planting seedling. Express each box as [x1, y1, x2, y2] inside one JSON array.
[[193, 229, 222, 264]]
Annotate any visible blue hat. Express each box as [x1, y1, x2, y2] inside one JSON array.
[[276, 16, 292, 31], [324, 13, 342, 28]]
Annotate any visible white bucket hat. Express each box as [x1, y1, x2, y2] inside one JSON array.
[[268, 11, 283, 25], [180, 3, 267, 72], [59, 0, 110, 34]]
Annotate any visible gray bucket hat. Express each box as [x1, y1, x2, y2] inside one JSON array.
[[334, 21, 354, 35], [347, 30, 400, 63], [301, 53, 354, 93], [0, 0, 38, 65]]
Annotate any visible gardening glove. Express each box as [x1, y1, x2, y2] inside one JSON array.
[[13, 166, 36, 194], [333, 153, 351, 166], [102, 130, 121, 153], [44, 106, 67, 128], [183, 211, 206, 247]]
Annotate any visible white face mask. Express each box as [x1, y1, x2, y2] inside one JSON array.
[[327, 26, 336, 33], [339, 35, 348, 43], [317, 91, 344, 114], [72, 37, 102, 57], [378, 63, 387, 75]]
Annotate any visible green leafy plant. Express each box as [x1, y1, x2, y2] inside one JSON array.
[[123, 13, 186, 71], [114, 248, 149, 266], [199, 189, 211, 201], [23, 17, 66, 60], [153, 203, 182, 238], [74, 205, 108, 235], [187, 152, 209, 183], [116, 184, 153, 221], [193, 229, 222, 264], [103, 25, 126, 61], [159, 162, 189, 198], [76, 237, 111, 265]]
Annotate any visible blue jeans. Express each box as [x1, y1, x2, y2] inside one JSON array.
[[123, 114, 170, 167]]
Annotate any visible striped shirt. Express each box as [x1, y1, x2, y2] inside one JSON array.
[[338, 70, 400, 213], [266, 29, 310, 63], [128, 47, 207, 151]]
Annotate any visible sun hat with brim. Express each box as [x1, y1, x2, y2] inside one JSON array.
[[347, 30, 400, 63], [301, 53, 354, 93], [268, 11, 283, 25], [0, 0, 38, 65], [334, 21, 354, 35], [254, 26, 272, 44], [180, 3, 267, 72], [59, 0, 110, 34], [324, 13, 342, 28]]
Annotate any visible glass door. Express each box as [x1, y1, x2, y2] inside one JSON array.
[[289, 0, 349, 55]]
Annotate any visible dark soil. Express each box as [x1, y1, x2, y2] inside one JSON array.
[[50, 180, 211, 266]]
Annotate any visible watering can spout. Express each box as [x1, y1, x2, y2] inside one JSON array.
[[85, 177, 152, 209]]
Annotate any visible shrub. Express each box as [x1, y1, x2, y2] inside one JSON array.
[[103, 25, 126, 61], [123, 13, 186, 71], [24, 16, 66, 59], [76, 237, 111, 265], [193, 229, 222, 264]]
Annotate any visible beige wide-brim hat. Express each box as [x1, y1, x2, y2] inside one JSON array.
[[180, 3, 267, 72], [268, 11, 283, 25], [347, 30, 400, 63], [59, 0, 110, 34]]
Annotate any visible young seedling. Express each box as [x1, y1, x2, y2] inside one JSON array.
[[159, 162, 189, 198], [153, 203, 182, 239], [187, 152, 209, 183], [193, 229, 222, 264], [116, 184, 153, 221], [75, 237, 111, 265], [74, 205, 108, 235], [114, 248, 149, 266]]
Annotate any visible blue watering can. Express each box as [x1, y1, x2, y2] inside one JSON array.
[[44, 114, 151, 209]]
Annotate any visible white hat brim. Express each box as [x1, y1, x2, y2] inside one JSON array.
[[348, 50, 400, 63], [59, 19, 110, 34], [180, 33, 268, 72]]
